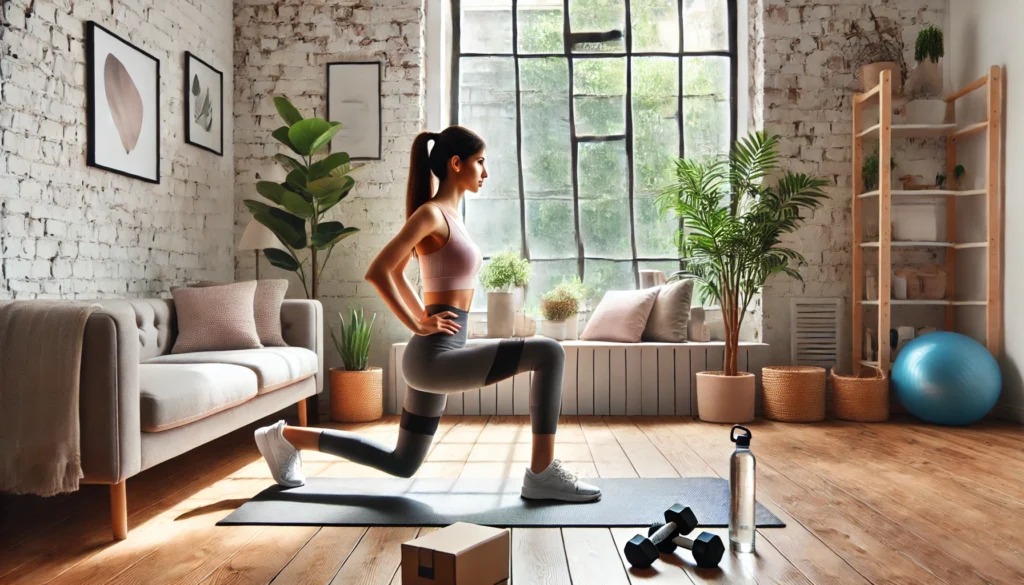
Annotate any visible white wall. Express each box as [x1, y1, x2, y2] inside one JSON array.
[[0, 0, 236, 299], [949, 1, 1023, 422]]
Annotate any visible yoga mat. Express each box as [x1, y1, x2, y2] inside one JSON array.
[[218, 477, 784, 528]]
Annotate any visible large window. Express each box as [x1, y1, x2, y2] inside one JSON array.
[[452, 0, 737, 312]]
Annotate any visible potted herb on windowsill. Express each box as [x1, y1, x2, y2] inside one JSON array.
[[479, 249, 531, 338], [329, 307, 382, 423], [538, 276, 587, 341], [657, 131, 829, 423]]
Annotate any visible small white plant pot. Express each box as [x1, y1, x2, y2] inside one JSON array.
[[539, 319, 567, 341], [566, 314, 578, 340], [904, 98, 948, 125]]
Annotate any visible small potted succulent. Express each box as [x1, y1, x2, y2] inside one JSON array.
[[905, 25, 946, 123], [539, 283, 580, 342], [329, 307, 382, 422], [479, 249, 531, 338]]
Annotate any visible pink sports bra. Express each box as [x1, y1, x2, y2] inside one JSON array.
[[418, 201, 484, 292]]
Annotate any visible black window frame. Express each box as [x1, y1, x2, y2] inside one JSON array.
[[450, 0, 738, 295]]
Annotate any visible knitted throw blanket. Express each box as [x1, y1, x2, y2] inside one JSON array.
[[0, 300, 101, 496]]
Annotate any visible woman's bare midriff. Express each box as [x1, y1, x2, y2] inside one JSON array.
[[423, 290, 474, 312]]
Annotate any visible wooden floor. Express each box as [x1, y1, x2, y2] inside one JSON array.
[[2, 415, 1023, 584]]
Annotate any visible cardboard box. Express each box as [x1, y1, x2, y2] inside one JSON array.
[[402, 522, 509, 585]]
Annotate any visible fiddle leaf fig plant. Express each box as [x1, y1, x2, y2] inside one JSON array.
[[244, 97, 359, 298]]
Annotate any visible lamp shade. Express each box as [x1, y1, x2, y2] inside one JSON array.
[[239, 219, 286, 251]]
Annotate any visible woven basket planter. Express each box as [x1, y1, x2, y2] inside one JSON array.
[[329, 367, 383, 423], [761, 366, 826, 422], [831, 367, 889, 422]]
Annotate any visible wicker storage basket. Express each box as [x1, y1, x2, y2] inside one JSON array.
[[830, 367, 889, 422], [761, 366, 826, 422], [330, 367, 384, 423]]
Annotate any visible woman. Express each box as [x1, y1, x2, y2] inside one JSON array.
[[255, 126, 601, 502]]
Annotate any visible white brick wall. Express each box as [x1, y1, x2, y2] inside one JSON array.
[[0, 0, 235, 299], [233, 0, 425, 409], [755, 0, 948, 372]]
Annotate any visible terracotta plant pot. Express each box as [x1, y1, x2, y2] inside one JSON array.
[[329, 367, 383, 423], [696, 371, 755, 423], [858, 62, 903, 94]]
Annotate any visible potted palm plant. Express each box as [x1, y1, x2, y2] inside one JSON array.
[[657, 131, 829, 423], [479, 249, 531, 338], [329, 307, 382, 423]]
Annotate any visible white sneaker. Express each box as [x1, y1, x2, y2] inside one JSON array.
[[254, 420, 305, 488], [521, 459, 601, 502]]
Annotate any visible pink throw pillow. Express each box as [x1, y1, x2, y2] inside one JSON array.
[[580, 288, 661, 342]]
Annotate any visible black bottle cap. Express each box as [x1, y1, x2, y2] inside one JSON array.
[[731, 425, 751, 447]]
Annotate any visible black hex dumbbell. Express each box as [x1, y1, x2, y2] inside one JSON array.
[[646, 522, 725, 568], [623, 504, 698, 568]]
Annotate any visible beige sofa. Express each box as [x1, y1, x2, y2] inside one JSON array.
[[76, 298, 323, 539]]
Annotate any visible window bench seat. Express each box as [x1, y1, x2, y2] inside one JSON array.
[[387, 340, 769, 417]]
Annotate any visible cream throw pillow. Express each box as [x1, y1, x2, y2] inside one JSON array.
[[642, 278, 694, 342], [172, 281, 263, 353], [195, 279, 289, 346], [579, 288, 661, 343]]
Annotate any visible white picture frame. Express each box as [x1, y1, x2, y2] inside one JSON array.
[[327, 62, 382, 160]]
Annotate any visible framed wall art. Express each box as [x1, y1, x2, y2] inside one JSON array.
[[326, 61, 382, 160], [86, 21, 160, 183], [184, 51, 224, 156]]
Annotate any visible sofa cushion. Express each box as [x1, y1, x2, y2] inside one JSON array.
[[139, 364, 257, 432], [143, 347, 318, 394], [171, 281, 263, 354], [194, 279, 289, 346]]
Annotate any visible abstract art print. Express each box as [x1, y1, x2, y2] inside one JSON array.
[[184, 51, 223, 156], [86, 21, 160, 183], [327, 62, 382, 160]]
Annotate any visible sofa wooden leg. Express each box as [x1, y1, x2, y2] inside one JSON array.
[[111, 481, 128, 540], [297, 398, 307, 427]]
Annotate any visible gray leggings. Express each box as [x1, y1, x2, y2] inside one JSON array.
[[316, 304, 565, 478]]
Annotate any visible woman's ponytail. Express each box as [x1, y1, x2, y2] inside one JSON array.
[[406, 131, 436, 222]]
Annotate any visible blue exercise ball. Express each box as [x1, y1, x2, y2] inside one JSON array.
[[891, 332, 1002, 426]]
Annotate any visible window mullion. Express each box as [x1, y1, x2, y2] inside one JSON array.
[[512, 0, 528, 262], [625, 0, 638, 289], [564, 0, 584, 284]]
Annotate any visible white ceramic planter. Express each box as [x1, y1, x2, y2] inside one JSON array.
[[904, 98, 947, 125], [540, 319, 567, 341], [696, 371, 755, 423], [566, 314, 578, 340], [487, 291, 515, 338]]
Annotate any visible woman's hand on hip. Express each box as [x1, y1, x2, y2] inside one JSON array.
[[415, 311, 461, 336]]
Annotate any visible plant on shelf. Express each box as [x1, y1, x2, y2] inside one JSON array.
[[328, 306, 383, 423], [906, 25, 944, 98], [846, 7, 908, 92], [657, 131, 829, 422], [915, 25, 944, 63], [862, 147, 896, 191], [936, 164, 967, 190], [479, 249, 531, 337], [244, 97, 359, 300]]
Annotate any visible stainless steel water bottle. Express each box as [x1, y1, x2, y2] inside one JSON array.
[[729, 424, 756, 553]]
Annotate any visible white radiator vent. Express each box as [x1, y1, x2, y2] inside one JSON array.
[[790, 297, 841, 368]]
